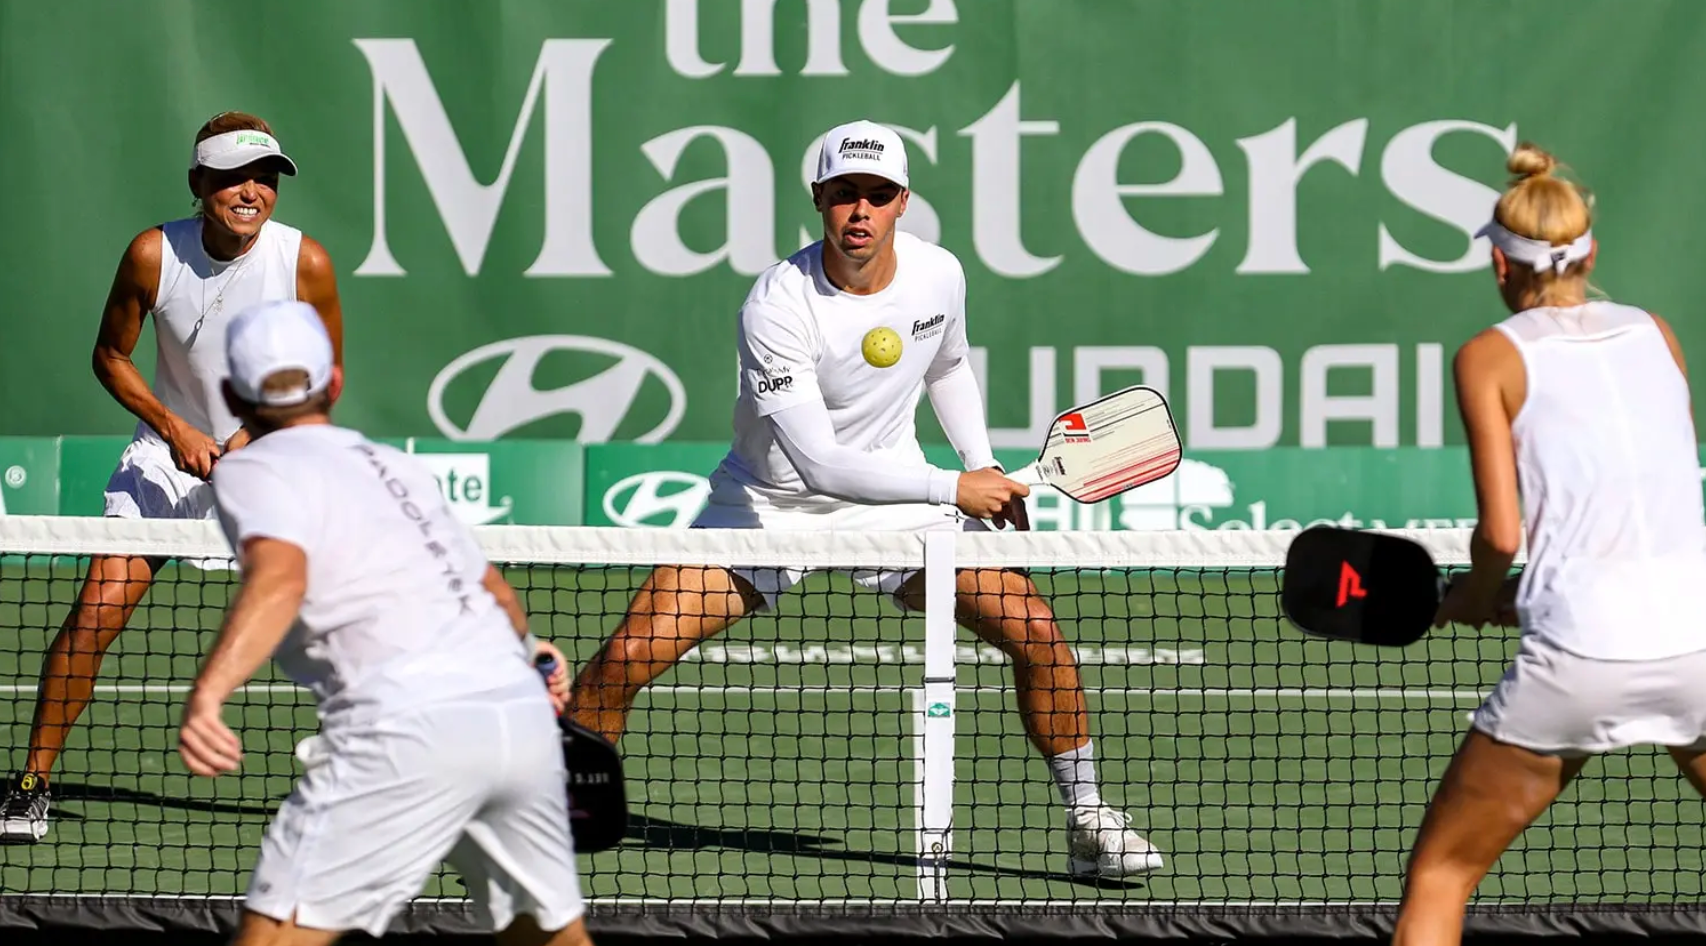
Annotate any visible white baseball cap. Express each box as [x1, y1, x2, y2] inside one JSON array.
[[814, 119, 909, 190], [191, 128, 298, 176], [225, 300, 333, 406]]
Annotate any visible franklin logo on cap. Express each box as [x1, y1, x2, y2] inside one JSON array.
[[191, 129, 299, 176], [815, 119, 908, 190], [225, 300, 333, 406]]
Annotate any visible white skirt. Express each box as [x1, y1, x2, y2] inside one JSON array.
[[1472, 632, 1706, 758]]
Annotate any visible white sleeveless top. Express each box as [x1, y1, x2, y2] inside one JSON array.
[[144, 216, 303, 444], [1494, 301, 1706, 660]]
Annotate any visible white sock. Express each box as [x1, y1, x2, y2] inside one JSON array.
[[1047, 740, 1103, 811]]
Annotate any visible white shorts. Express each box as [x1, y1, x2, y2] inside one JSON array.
[[247, 686, 585, 937], [1471, 633, 1706, 758], [690, 482, 989, 611], [103, 433, 217, 521]]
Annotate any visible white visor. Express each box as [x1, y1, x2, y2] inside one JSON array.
[[191, 129, 298, 176], [1477, 219, 1592, 275], [226, 300, 333, 407]]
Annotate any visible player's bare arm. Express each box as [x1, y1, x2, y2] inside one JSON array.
[[483, 565, 569, 711], [1434, 330, 1523, 629], [94, 228, 222, 479], [296, 235, 344, 366], [179, 536, 308, 778]]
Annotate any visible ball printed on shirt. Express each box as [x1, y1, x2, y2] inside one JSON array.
[[862, 327, 903, 368]]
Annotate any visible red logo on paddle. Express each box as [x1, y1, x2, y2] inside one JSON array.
[[1336, 562, 1368, 607], [1060, 412, 1091, 444]]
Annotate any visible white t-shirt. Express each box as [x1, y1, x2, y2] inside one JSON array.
[[211, 424, 538, 729], [717, 231, 993, 508]]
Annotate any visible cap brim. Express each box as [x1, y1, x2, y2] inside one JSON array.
[[815, 168, 908, 190], [199, 146, 298, 176]]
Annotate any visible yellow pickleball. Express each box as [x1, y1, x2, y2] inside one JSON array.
[[862, 327, 903, 368]]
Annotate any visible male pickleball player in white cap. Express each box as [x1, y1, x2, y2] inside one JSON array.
[[176, 299, 590, 946], [3, 111, 344, 842], [567, 119, 1165, 878]]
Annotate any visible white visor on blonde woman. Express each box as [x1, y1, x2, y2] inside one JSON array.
[[191, 130, 298, 176], [1477, 220, 1592, 275]]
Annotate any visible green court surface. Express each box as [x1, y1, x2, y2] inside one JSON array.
[[3, 559, 1705, 906]]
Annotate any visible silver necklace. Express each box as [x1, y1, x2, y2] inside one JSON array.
[[191, 236, 257, 341]]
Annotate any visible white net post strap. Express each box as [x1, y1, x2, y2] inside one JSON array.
[[913, 530, 957, 901]]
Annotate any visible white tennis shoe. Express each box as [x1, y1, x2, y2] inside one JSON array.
[[1066, 805, 1164, 877]]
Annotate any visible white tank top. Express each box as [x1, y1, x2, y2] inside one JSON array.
[[1494, 300, 1706, 660], [145, 216, 303, 443]]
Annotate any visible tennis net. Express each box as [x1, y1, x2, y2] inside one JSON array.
[[2, 514, 1704, 939]]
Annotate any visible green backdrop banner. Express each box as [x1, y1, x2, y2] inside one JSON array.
[[585, 443, 1485, 531], [3, 2, 1703, 449], [0, 438, 59, 516], [54, 436, 582, 526], [18, 436, 1706, 532]]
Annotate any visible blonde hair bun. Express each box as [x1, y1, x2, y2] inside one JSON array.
[[1506, 142, 1559, 184]]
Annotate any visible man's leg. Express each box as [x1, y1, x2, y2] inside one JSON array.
[[2, 554, 157, 841], [896, 566, 1164, 877], [566, 564, 766, 743]]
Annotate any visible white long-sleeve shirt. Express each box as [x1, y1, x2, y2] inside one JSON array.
[[713, 232, 997, 510]]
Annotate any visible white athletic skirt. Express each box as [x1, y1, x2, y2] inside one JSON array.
[[104, 432, 217, 521], [1472, 632, 1706, 757]]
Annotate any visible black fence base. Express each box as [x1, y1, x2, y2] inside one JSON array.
[[8, 897, 1706, 940]]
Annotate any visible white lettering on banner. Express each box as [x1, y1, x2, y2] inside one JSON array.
[[1379, 120, 1519, 273], [1072, 122, 1224, 276], [665, 0, 959, 79], [1074, 347, 1169, 407], [1416, 344, 1444, 448], [351, 34, 1514, 280], [1300, 345, 1399, 447], [1236, 119, 1368, 275], [859, 0, 960, 76], [351, 38, 612, 278], [428, 335, 686, 442], [958, 83, 1063, 278], [970, 344, 1442, 449], [409, 451, 515, 525], [633, 126, 778, 276], [1187, 346, 1284, 450]]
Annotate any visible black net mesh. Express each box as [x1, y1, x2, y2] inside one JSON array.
[[3, 538, 1703, 926]]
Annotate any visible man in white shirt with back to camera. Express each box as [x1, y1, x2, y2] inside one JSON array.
[[567, 119, 1163, 878], [178, 299, 593, 946]]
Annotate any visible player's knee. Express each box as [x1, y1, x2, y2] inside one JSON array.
[[1403, 854, 1482, 900], [593, 635, 681, 686], [70, 586, 140, 632]]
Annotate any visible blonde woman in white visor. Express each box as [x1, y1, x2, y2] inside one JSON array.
[[1392, 143, 1706, 945], [2, 111, 344, 842]]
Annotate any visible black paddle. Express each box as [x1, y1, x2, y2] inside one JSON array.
[[536, 654, 629, 853], [1280, 526, 1446, 648]]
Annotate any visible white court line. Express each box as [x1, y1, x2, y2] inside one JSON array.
[[0, 683, 1487, 700]]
